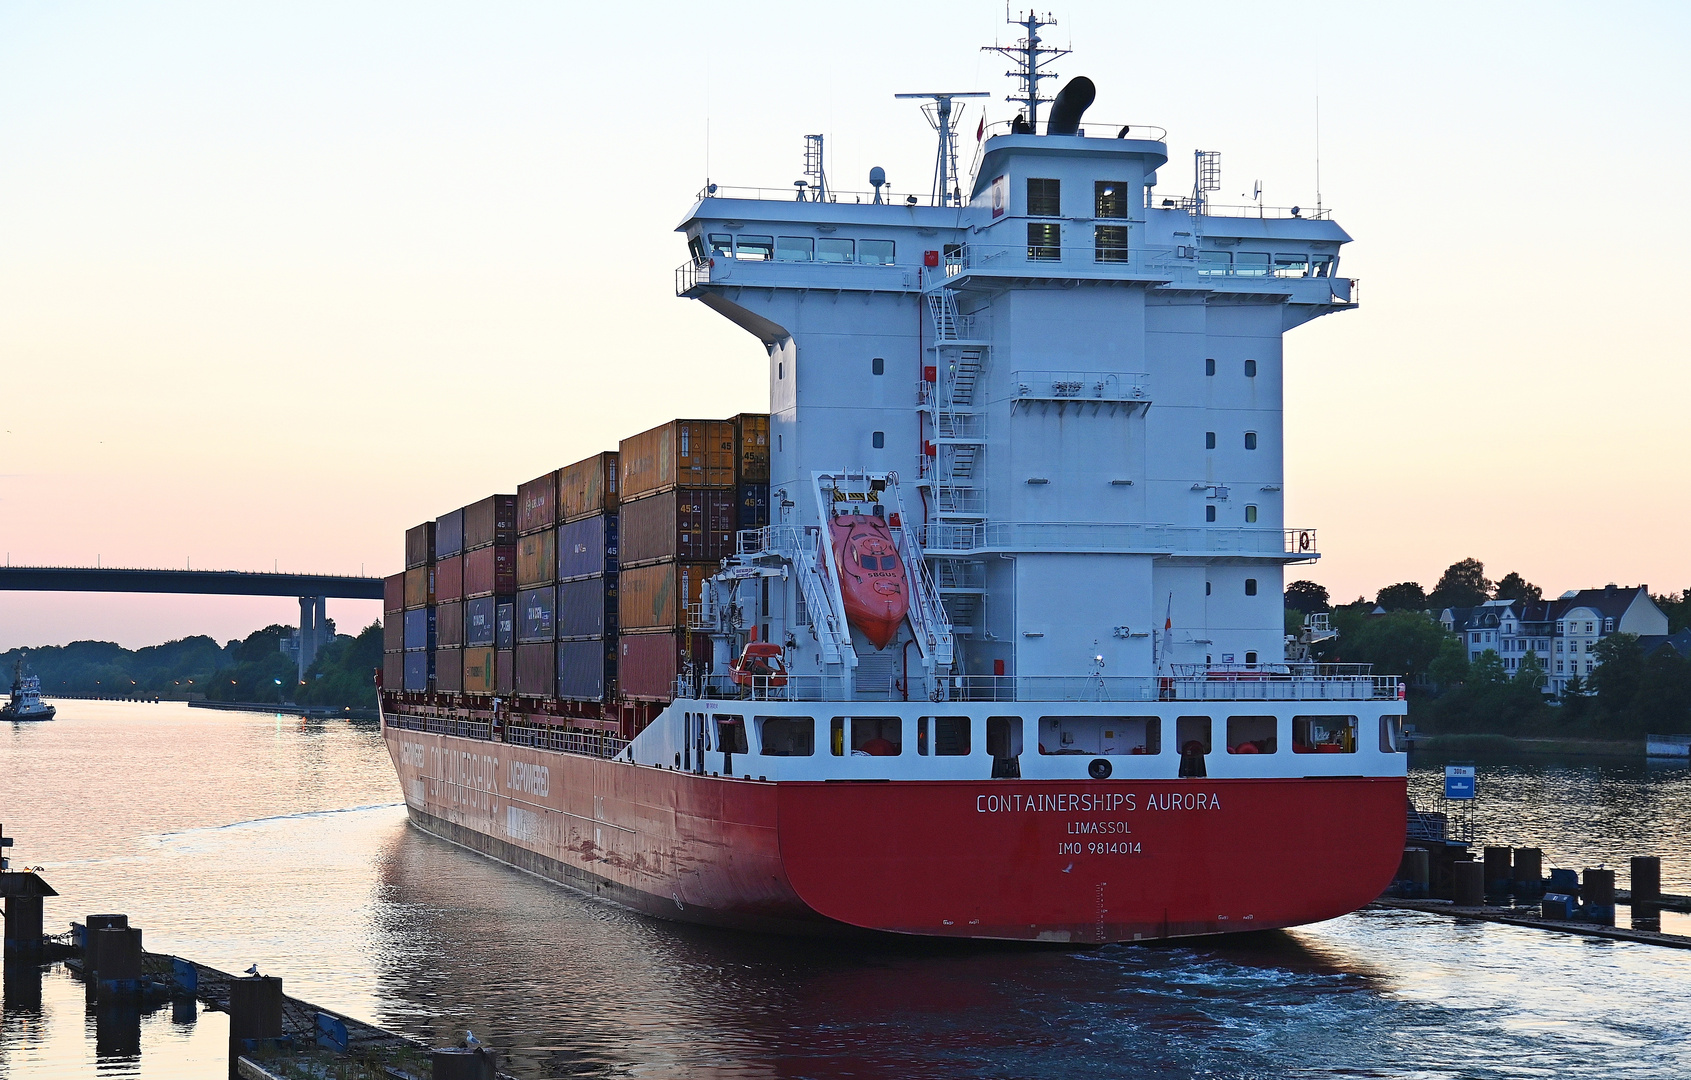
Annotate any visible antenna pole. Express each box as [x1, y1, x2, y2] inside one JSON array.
[[982, 9, 1070, 130], [895, 92, 989, 206]]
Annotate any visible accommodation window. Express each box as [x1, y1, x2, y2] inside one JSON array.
[[926, 717, 971, 756], [871, 357, 885, 376], [858, 239, 896, 265], [1293, 715, 1357, 753], [1226, 715, 1276, 753], [840, 716, 902, 756], [1094, 225, 1128, 262], [1206, 581, 1212, 595], [1245, 504, 1258, 523], [1244, 359, 1258, 377], [1027, 178, 1061, 216], [775, 236, 814, 262], [757, 716, 814, 756], [1206, 506, 1217, 523], [1245, 431, 1259, 450], [816, 237, 854, 264], [1095, 180, 1128, 218], [1245, 651, 1258, 665], [1206, 431, 1217, 450], [1205, 358, 1216, 376], [1027, 222, 1061, 261], [871, 431, 885, 449], [1245, 578, 1258, 595], [736, 235, 774, 260]]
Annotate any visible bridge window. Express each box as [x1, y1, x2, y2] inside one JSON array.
[[1274, 254, 1309, 278], [1198, 250, 1231, 276], [736, 235, 774, 261], [775, 236, 814, 262], [817, 238, 854, 264], [1311, 254, 1335, 277], [1027, 178, 1060, 216], [1226, 715, 1277, 754], [1293, 715, 1357, 753], [1235, 252, 1270, 277], [1095, 180, 1128, 218], [757, 716, 814, 756], [708, 234, 734, 257], [1027, 222, 1060, 261], [1094, 225, 1128, 263], [688, 235, 705, 261], [859, 239, 896, 265]]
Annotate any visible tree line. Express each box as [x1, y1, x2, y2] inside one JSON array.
[[1286, 560, 1691, 738], [3, 621, 384, 709]]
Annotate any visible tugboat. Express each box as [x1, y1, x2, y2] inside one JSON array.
[[2, 654, 56, 722]]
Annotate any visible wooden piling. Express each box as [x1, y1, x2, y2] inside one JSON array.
[[1453, 860, 1485, 907], [1631, 856, 1662, 903], [431, 1047, 498, 1080]]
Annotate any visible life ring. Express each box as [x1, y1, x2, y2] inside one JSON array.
[[1298, 531, 1311, 552]]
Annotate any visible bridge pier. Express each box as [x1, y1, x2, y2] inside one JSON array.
[[297, 596, 328, 682]]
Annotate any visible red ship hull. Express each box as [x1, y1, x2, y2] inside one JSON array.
[[385, 723, 1406, 941]]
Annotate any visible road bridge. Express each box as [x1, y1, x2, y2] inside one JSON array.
[[0, 566, 385, 680]]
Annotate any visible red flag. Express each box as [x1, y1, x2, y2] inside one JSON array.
[[976, 116, 985, 142]]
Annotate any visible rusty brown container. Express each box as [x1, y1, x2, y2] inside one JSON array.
[[515, 642, 556, 698], [382, 617, 403, 653], [495, 648, 514, 695], [405, 522, 436, 569], [734, 413, 770, 483], [383, 573, 405, 615], [463, 544, 516, 598], [382, 651, 403, 690], [435, 554, 464, 603], [618, 561, 713, 632], [517, 470, 558, 536], [436, 600, 465, 648], [516, 529, 558, 588], [435, 646, 463, 694], [619, 420, 736, 500], [618, 631, 711, 701], [559, 451, 620, 522], [618, 488, 737, 568], [403, 566, 435, 610], [462, 646, 497, 695], [463, 494, 517, 550]]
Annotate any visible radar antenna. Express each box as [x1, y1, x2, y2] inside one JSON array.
[[983, 9, 1071, 130], [894, 92, 989, 206]]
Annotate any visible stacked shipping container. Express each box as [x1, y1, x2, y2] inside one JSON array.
[[385, 416, 766, 722]]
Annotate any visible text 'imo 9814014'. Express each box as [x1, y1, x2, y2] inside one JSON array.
[[379, 14, 1408, 942]]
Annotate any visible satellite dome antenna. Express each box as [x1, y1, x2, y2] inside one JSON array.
[[894, 91, 989, 206], [983, 9, 1072, 132], [869, 166, 887, 205]]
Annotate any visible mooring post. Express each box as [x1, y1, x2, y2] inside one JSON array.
[[83, 914, 129, 976], [1452, 860, 1485, 907], [1512, 848, 1543, 895], [432, 1047, 499, 1080], [1630, 856, 1661, 903], [3, 896, 44, 959], [1582, 868, 1616, 925], [228, 975, 285, 1077], [1482, 846, 1512, 893], [94, 926, 143, 996]]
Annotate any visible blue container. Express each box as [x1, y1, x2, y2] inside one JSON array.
[[403, 607, 435, 652], [436, 508, 465, 559], [1541, 893, 1577, 920], [517, 585, 556, 643], [736, 483, 770, 531], [495, 600, 515, 650], [402, 650, 432, 692], [557, 637, 616, 701], [465, 595, 497, 648], [557, 575, 618, 640], [1547, 868, 1580, 894], [558, 514, 618, 582]]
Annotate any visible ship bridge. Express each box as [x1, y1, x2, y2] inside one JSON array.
[[675, 41, 1353, 701]]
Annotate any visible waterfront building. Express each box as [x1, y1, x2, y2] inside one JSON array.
[[1443, 585, 1669, 695]]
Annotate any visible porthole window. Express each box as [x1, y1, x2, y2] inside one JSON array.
[[1244, 359, 1258, 377], [1245, 578, 1258, 596], [871, 357, 885, 376], [1244, 431, 1258, 450], [871, 431, 885, 449]]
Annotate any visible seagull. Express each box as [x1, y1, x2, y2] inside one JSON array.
[[1062, 863, 1073, 874], [463, 1031, 482, 1049], [244, 964, 260, 977]]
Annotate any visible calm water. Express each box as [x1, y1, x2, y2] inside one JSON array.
[[1, 701, 1688, 1079]]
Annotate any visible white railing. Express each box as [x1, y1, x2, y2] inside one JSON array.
[[674, 671, 1399, 703], [922, 522, 1318, 558], [696, 183, 940, 206], [979, 119, 1169, 143], [1148, 195, 1334, 221], [1010, 370, 1150, 406]]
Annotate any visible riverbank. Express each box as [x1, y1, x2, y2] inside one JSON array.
[[187, 700, 379, 720], [1409, 732, 1645, 757]]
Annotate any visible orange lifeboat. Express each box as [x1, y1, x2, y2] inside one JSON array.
[[729, 640, 788, 690], [828, 511, 909, 649]]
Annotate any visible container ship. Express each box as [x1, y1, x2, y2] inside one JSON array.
[[379, 17, 1409, 942]]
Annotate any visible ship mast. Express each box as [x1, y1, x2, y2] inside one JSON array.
[[982, 9, 1071, 130], [894, 92, 988, 206]]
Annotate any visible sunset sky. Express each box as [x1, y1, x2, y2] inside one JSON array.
[[1, 1, 1686, 649]]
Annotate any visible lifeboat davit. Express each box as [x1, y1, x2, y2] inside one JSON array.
[[828, 511, 909, 649]]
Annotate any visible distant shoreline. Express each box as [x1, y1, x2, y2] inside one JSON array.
[[186, 700, 379, 720], [1410, 732, 1646, 758]]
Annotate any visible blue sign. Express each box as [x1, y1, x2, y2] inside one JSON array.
[[1445, 765, 1476, 800]]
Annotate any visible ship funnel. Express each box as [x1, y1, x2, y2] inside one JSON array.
[[1046, 76, 1096, 135]]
